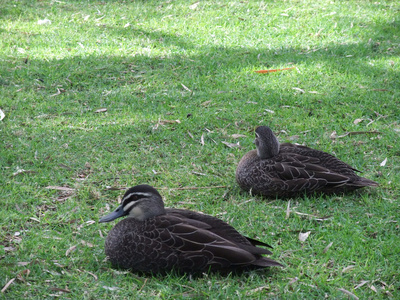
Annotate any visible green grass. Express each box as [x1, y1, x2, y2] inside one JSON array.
[[1, 0, 399, 298]]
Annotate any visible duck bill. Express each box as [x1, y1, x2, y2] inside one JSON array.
[[99, 205, 127, 223]]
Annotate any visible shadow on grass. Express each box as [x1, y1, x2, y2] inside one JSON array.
[[1, 0, 398, 185]]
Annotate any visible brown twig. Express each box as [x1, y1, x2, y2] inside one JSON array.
[[139, 278, 148, 293], [332, 130, 381, 139], [1, 278, 15, 293]]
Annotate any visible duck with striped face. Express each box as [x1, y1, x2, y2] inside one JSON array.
[[99, 184, 282, 274], [100, 187, 164, 222]]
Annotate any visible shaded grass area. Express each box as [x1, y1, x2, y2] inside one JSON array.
[[1, 0, 399, 298]]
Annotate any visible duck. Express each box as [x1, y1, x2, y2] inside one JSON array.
[[99, 184, 282, 274], [236, 126, 378, 198]]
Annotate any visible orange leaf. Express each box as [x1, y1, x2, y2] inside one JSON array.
[[255, 67, 295, 73]]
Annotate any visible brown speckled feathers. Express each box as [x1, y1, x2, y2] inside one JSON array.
[[100, 185, 282, 274], [236, 126, 378, 198]]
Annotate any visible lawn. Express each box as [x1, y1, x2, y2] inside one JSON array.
[[1, 0, 399, 298]]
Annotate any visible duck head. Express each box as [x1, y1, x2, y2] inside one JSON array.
[[254, 126, 280, 159], [99, 184, 165, 222]]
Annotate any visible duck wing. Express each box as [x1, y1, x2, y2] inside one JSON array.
[[274, 154, 351, 184], [280, 143, 360, 175], [167, 208, 273, 251], [242, 154, 352, 196], [155, 214, 282, 270]]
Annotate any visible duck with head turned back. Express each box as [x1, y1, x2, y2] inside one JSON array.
[[236, 126, 378, 198], [99, 184, 282, 274]]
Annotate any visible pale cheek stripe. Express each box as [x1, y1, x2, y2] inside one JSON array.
[[121, 192, 152, 203], [122, 192, 152, 211], [123, 201, 136, 212]]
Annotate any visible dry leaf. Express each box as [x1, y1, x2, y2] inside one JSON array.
[[65, 245, 77, 256], [248, 286, 270, 294], [103, 286, 120, 291], [298, 231, 311, 242], [81, 240, 94, 247], [380, 158, 387, 167], [333, 130, 380, 139], [45, 186, 75, 192], [354, 280, 369, 289], [285, 200, 291, 219], [370, 285, 377, 293], [323, 242, 333, 253], [53, 262, 65, 267], [50, 88, 65, 97], [49, 287, 71, 293], [288, 277, 299, 284], [353, 118, 364, 125], [200, 134, 204, 146], [201, 100, 212, 106], [105, 186, 125, 191], [111, 270, 130, 275], [330, 131, 338, 139], [342, 265, 355, 273], [12, 168, 36, 177], [255, 67, 295, 74], [95, 108, 107, 113], [159, 119, 180, 125], [189, 1, 200, 9], [324, 11, 336, 16], [1, 278, 16, 293], [17, 269, 30, 280], [292, 87, 305, 93], [192, 171, 206, 176], [338, 288, 359, 300], [181, 83, 192, 92], [379, 280, 388, 287], [264, 108, 275, 114], [17, 262, 30, 266], [44, 269, 61, 276], [85, 271, 98, 281], [231, 134, 247, 139], [38, 19, 51, 25], [221, 141, 240, 148]]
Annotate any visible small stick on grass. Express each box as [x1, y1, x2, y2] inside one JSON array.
[[286, 200, 291, 219], [338, 288, 359, 300], [1, 278, 15, 293], [139, 278, 148, 293]]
